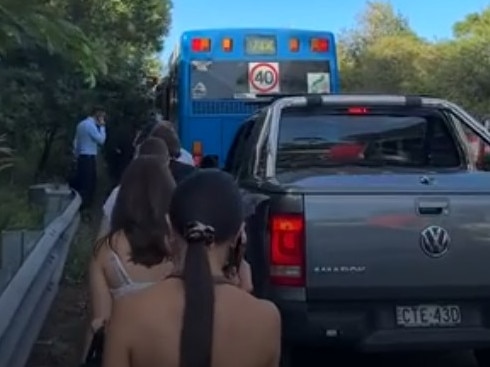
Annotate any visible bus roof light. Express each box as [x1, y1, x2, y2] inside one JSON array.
[[222, 38, 233, 51], [191, 38, 211, 52], [310, 38, 328, 52], [289, 38, 299, 52]]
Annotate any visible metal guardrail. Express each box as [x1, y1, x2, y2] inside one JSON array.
[[0, 184, 81, 367]]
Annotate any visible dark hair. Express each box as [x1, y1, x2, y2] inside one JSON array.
[[151, 122, 181, 158], [91, 105, 105, 116], [97, 157, 176, 266], [160, 120, 175, 130], [138, 137, 169, 161], [169, 170, 243, 367]]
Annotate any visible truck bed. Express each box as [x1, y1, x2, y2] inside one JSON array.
[[277, 171, 490, 300]]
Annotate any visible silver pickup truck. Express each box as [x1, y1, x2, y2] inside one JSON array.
[[224, 95, 490, 366]]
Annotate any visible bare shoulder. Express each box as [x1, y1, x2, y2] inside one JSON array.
[[255, 299, 281, 329], [231, 289, 281, 329]]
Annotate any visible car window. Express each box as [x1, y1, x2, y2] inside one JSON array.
[[452, 114, 490, 169], [239, 110, 268, 179], [224, 123, 246, 172], [224, 119, 255, 175], [276, 107, 462, 172]]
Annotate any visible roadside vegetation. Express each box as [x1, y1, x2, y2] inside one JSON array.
[[339, 1, 490, 116], [0, 0, 171, 232]]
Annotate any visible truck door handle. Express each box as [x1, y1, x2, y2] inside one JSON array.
[[417, 201, 448, 215]]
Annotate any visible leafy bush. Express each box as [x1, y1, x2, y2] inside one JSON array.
[[0, 185, 42, 230]]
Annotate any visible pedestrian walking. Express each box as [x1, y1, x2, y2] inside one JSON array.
[[83, 155, 175, 366], [150, 122, 197, 183], [158, 120, 195, 165], [134, 114, 195, 166]]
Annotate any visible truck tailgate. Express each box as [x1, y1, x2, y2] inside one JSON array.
[[301, 173, 490, 300]]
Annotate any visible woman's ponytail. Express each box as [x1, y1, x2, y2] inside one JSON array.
[[179, 222, 215, 367]]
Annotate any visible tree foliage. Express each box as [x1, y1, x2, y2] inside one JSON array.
[[0, 0, 171, 186], [340, 1, 490, 116]]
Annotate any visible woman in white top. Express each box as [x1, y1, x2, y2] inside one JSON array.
[[83, 142, 176, 361]]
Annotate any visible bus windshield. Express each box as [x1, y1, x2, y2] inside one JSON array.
[[189, 60, 332, 99]]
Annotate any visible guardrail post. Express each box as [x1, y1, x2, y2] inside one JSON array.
[[0, 230, 43, 293], [28, 184, 73, 227], [0, 189, 81, 367]]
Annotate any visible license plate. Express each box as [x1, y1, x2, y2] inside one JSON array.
[[396, 305, 461, 327]]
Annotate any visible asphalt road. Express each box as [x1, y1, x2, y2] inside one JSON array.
[[290, 349, 477, 366]]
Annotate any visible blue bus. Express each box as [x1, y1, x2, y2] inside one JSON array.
[[157, 28, 340, 165]]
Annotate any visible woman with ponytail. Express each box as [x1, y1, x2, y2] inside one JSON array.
[[103, 169, 281, 367]]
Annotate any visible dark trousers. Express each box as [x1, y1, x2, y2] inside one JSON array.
[[74, 154, 97, 211]]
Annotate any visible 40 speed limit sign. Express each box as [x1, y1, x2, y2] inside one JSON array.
[[248, 62, 280, 93]]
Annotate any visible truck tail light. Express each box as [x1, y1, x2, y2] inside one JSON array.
[[270, 214, 305, 287], [192, 140, 203, 166]]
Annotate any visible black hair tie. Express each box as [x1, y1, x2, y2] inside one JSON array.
[[184, 221, 215, 245]]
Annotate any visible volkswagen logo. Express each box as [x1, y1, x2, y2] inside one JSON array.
[[420, 225, 450, 257]]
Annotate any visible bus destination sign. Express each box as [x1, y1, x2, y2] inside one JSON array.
[[245, 36, 276, 55]]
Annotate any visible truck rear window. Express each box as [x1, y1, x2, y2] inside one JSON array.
[[276, 108, 462, 170]]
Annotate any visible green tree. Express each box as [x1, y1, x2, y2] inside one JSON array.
[[339, 1, 416, 62], [345, 35, 432, 93], [339, 1, 425, 92], [453, 8, 490, 38], [339, 2, 490, 117], [0, 0, 172, 186], [0, 0, 106, 77]]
